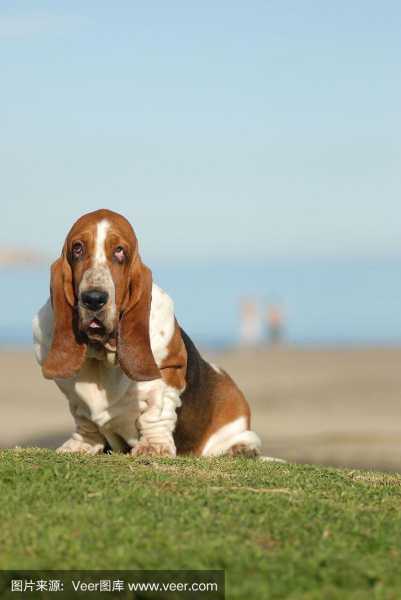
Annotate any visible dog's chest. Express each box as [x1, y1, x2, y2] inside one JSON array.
[[64, 358, 135, 426]]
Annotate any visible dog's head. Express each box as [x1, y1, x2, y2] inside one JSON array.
[[42, 209, 160, 382]]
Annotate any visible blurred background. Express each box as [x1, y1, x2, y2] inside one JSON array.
[[2, 1, 401, 470]]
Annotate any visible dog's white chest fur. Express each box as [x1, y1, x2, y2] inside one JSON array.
[[62, 358, 132, 426]]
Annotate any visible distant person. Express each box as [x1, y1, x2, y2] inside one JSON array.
[[240, 297, 262, 346], [266, 303, 284, 345]]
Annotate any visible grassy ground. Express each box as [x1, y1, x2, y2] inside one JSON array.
[[1, 450, 401, 599]]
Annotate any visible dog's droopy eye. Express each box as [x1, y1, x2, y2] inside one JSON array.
[[114, 246, 125, 263], [72, 242, 84, 259]]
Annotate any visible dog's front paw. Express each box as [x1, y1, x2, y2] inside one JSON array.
[[56, 437, 104, 455], [131, 440, 176, 457]]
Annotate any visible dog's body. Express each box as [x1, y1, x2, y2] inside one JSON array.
[[33, 209, 261, 457]]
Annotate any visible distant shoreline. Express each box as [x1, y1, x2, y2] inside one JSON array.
[[4, 341, 401, 352], [0, 249, 48, 267]]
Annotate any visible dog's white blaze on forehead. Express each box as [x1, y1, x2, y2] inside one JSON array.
[[94, 219, 110, 264]]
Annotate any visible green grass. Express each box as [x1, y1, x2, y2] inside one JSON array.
[[1, 450, 401, 599]]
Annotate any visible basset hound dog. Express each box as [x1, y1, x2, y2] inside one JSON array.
[[33, 209, 262, 457]]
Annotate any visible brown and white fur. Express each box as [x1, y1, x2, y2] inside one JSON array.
[[33, 209, 261, 457]]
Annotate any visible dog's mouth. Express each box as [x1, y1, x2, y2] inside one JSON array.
[[78, 301, 116, 347], [86, 318, 107, 339]]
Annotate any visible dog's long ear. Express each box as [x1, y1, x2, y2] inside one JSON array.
[[42, 254, 87, 380], [118, 256, 160, 381]]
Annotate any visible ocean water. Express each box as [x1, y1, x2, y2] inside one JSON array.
[[2, 258, 401, 348]]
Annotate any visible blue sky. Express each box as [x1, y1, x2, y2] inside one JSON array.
[[1, 1, 401, 261]]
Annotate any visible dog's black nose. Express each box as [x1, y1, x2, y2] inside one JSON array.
[[81, 290, 109, 311]]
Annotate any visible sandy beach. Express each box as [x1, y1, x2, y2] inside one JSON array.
[[2, 346, 401, 472]]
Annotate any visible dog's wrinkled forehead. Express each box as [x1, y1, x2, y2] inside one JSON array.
[[65, 209, 138, 260]]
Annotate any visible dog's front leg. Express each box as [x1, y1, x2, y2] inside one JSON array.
[[131, 380, 181, 457], [56, 415, 106, 455]]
